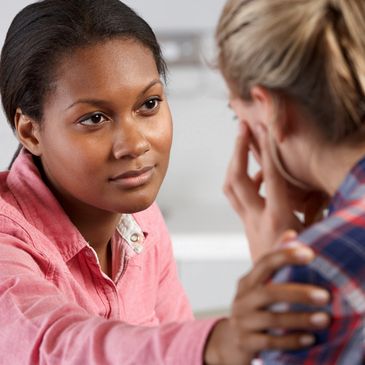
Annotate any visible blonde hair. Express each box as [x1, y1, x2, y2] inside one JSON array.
[[216, 0, 365, 144]]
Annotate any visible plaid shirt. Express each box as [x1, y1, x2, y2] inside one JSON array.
[[261, 156, 365, 364]]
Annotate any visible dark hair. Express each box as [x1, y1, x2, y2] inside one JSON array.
[[0, 0, 167, 131]]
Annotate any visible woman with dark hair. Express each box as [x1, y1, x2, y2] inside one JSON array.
[[0, 1, 330, 363]]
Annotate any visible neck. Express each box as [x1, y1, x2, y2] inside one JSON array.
[[310, 144, 365, 196], [53, 192, 120, 267], [61, 199, 120, 277]]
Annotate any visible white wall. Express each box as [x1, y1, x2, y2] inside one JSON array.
[[123, 0, 225, 32], [0, 1, 32, 169]]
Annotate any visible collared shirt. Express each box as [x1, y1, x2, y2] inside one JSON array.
[[0, 150, 217, 364], [261, 156, 365, 364]]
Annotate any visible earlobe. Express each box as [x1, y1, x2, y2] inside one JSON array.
[[14, 108, 42, 156]]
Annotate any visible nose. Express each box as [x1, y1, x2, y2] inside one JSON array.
[[112, 120, 151, 160]]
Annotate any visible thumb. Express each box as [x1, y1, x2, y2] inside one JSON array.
[[255, 123, 291, 215]]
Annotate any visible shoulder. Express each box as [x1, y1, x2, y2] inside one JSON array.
[[0, 193, 33, 244], [0, 182, 48, 263], [275, 208, 365, 310], [297, 204, 365, 280]]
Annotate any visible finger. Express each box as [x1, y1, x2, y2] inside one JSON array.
[[252, 170, 263, 193], [234, 310, 330, 332], [278, 229, 298, 244], [238, 245, 315, 291], [224, 183, 242, 214], [235, 332, 316, 352], [255, 123, 291, 215], [227, 121, 250, 181], [233, 283, 330, 311], [264, 283, 330, 306], [225, 122, 263, 210], [249, 134, 262, 166], [273, 229, 298, 250]]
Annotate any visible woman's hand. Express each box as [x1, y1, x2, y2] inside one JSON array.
[[224, 122, 302, 261], [224, 122, 328, 261], [204, 239, 330, 365]]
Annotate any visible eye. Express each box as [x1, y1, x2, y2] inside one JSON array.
[[139, 97, 162, 115], [79, 113, 109, 126]]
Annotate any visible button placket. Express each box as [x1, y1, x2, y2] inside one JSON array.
[[117, 214, 145, 256]]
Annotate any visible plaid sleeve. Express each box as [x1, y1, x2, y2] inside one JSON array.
[[260, 262, 364, 365]]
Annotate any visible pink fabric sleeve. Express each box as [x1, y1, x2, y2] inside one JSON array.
[[145, 204, 195, 323], [0, 234, 217, 365]]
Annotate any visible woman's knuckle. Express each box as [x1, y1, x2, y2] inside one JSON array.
[[268, 312, 281, 327], [259, 336, 272, 348]]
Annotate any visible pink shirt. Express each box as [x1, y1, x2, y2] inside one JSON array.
[[0, 150, 217, 364]]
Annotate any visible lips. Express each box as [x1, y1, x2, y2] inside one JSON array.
[[109, 166, 155, 188]]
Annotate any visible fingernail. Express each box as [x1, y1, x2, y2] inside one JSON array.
[[280, 230, 298, 244], [300, 335, 315, 346], [310, 290, 330, 304], [310, 312, 329, 327], [292, 247, 314, 261]]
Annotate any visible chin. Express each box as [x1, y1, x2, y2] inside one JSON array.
[[119, 201, 154, 214], [115, 193, 157, 214]]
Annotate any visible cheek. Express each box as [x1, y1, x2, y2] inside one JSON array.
[[152, 114, 173, 156], [40, 128, 107, 180]]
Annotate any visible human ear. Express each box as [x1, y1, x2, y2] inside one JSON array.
[[250, 86, 289, 143], [14, 108, 42, 156]]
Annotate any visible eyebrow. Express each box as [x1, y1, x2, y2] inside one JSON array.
[[65, 79, 163, 110]]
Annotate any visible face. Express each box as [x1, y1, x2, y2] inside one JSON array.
[[228, 86, 313, 191], [33, 39, 172, 214]]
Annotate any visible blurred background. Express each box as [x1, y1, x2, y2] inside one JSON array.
[[0, 0, 254, 316]]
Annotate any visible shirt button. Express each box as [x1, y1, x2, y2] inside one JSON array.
[[130, 233, 139, 243], [133, 244, 143, 254]]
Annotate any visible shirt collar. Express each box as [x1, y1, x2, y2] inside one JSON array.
[[7, 149, 148, 262], [329, 155, 365, 213]]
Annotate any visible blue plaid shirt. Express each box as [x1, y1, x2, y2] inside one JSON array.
[[261, 156, 365, 364]]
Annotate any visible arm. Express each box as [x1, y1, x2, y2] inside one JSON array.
[[0, 234, 214, 365]]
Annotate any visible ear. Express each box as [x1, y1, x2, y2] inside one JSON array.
[[14, 108, 42, 156], [250, 86, 289, 143]]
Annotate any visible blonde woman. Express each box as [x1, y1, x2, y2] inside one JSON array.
[[217, 0, 365, 363]]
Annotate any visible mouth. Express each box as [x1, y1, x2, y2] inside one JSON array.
[[109, 166, 155, 189]]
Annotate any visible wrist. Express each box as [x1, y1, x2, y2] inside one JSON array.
[[203, 319, 228, 365]]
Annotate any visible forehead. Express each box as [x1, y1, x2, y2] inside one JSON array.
[[48, 38, 159, 104]]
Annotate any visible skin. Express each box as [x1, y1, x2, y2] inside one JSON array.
[[16, 38, 173, 274]]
